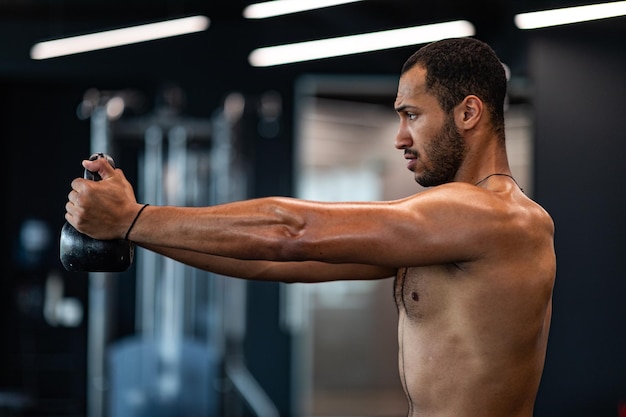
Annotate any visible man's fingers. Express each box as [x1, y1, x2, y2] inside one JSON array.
[[82, 154, 116, 180]]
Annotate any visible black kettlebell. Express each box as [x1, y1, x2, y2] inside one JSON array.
[[59, 153, 134, 272]]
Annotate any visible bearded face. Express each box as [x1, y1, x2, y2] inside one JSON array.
[[414, 112, 466, 187]]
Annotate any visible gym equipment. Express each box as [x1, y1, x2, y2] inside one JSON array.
[[76, 89, 278, 417], [59, 153, 134, 272]]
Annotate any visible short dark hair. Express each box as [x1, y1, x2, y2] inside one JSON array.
[[401, 37, 507, 138]]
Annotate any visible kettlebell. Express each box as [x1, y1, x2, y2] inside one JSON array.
[[59, 153, 134, 272]]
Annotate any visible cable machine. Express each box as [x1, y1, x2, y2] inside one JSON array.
[[80, 87, 278, 417]]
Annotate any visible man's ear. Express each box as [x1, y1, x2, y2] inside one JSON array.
[[455, 95, 483, 130]]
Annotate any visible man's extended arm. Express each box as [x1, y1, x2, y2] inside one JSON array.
[[66, 156, 505, 275]]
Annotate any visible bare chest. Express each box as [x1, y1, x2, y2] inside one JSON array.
[[394, 266, 458, 320]]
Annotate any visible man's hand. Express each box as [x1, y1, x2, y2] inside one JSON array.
[[65, 156, 140, 240]]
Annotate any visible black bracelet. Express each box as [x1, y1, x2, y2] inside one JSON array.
[[125, 203, 150, 241]]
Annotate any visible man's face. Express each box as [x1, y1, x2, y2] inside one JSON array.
[[394, 66, 465, 187]]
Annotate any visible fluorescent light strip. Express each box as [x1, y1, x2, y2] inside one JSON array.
[[249, 20, 475, 67], [243, 0, 364, 19], [515, 0, 626, 29], [31, 15, 210, 60]]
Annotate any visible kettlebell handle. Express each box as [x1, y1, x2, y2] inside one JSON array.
[[84, 152, 115, 181]]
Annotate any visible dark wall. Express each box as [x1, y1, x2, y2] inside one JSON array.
[[530, 20, 626, 417], [0, 79, 92, 415]]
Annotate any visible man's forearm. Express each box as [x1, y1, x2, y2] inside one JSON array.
[[138, 242, 395, 283]]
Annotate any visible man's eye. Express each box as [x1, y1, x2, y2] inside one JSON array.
[[407, 113, 417, 120]]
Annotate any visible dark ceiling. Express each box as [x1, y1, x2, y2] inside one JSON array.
[[1, 0, 624, 111], [0, 0, 607, 71]]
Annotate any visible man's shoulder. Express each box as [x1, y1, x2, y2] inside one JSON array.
[[402, 181, 504, 209], [403, 181, 554, 240]]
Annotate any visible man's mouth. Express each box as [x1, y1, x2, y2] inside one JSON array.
[[404, 150, 417, 171]]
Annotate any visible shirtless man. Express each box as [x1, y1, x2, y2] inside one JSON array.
[[65, 37, 556, 417]]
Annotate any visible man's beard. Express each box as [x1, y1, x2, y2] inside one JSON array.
[[415, 115, 465, 188]]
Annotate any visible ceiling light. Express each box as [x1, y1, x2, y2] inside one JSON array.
[[515, 0, 626, 29], [31, 15, 210, 60], [243, 0, 364, 19], [248, 20, 475, 67]]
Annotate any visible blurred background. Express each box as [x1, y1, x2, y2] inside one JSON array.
[[0, 0, 625, 416]]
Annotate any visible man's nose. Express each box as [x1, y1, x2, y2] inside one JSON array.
[[394, 126, 412, 149]]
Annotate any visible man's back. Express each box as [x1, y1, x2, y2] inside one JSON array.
[[394, 179, 556, 417]]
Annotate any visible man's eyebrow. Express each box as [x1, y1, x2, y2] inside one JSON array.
[[394, 104, 414, 113]]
